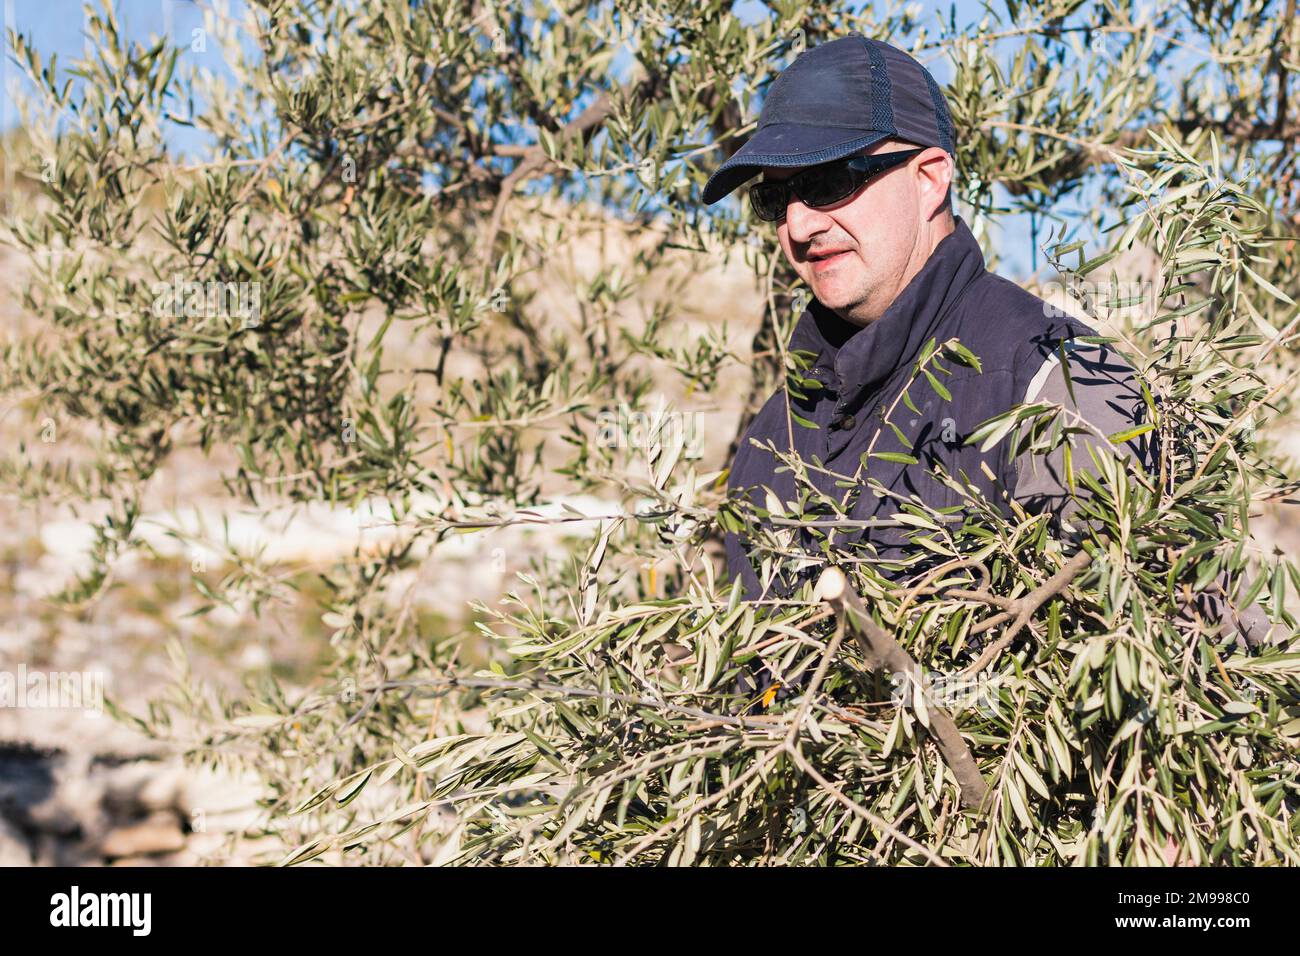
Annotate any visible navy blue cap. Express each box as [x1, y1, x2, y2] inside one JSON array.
[[702, 34, 956, 205]]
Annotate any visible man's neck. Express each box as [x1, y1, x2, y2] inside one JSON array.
[[839, 212, 957, 326]]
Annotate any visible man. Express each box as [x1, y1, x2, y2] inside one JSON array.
[[702, 34, 1271, 647]]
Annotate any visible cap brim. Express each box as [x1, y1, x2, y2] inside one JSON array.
[[702, 126, 891, 205]]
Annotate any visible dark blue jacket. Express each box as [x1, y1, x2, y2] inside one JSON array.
[[725, 217, 1100, 599]]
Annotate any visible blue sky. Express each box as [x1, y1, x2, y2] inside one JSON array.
[[2, 0, 240, 157], [2, 0, 1129, 279]]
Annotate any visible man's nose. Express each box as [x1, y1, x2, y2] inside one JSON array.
[[782, 198, 833, 245]]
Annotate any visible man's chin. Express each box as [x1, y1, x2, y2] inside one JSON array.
[[808, 281, 867, 320]]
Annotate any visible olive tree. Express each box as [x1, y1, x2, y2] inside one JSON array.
[[4, 0, 1300, 864]]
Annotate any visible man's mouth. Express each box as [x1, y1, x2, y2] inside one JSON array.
[[807, 248, 854, 272]]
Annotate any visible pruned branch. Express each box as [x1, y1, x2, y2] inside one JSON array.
[[814, 567, 991, 812]]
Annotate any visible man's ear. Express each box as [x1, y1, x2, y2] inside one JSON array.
[[916, 148, 954, 220]]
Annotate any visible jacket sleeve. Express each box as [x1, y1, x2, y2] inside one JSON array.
[[1011, 342, 1276, 649]]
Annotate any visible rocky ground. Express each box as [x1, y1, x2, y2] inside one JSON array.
[[0, 741, 265, 866], [0, 496, 284, 866]]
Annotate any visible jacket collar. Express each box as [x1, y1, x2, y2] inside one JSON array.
[[787, 216, 987, 411]]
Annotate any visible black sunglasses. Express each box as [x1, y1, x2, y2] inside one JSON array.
[[749, 147, 926, 222]]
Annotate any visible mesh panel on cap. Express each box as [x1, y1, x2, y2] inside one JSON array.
[[923, 69, 956, 155], [860, 37, 896, 135]]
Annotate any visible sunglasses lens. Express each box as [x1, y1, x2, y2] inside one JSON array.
[[799, 165, 858, 208], [750, 184, 786, 221]]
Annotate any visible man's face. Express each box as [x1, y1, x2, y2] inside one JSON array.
[[763, 139, 949, 326]]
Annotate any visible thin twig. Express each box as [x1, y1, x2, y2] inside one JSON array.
[[959, 547, 1095, 676]]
